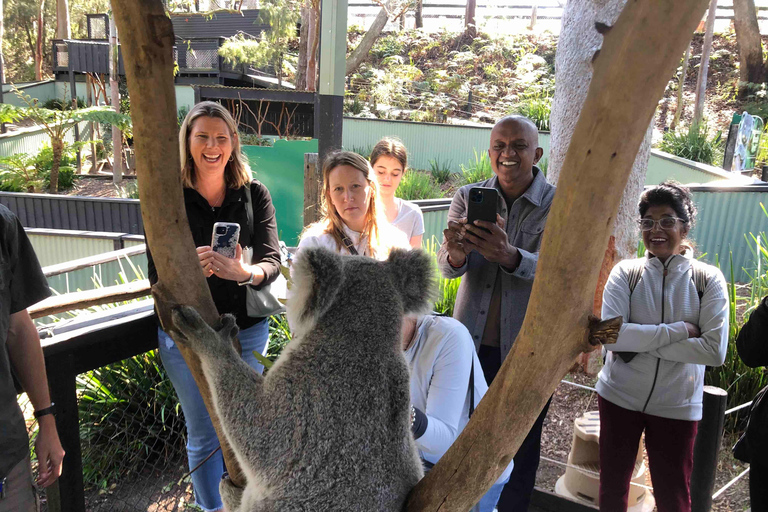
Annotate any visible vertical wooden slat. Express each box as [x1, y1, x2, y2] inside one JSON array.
[[85, 201, 96, 231]]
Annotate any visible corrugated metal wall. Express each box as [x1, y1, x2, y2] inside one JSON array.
[[0, 122, 92, 159], [419, 188, 768, 282], [0, 192, 142, 233], [170, 10, 268, 39], [27, 231, 148, 294], [341, 117, 742, 186]]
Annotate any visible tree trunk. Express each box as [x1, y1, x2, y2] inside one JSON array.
[[35, 0, 44, 80], [296, 2, 309, 91], [56, 0, 71, 39], [346, 7, 388, 76], [550, 0, 652, 268], [733, 0, 764, 96], [49, 137, 63, 193], [672, 44, 692, 131], [405, 1, 709, 510], [415, 0, 423, 28], [464, 0, 476, 38], [110, 0, 246, 489], [306, 3, 319, 90], [693, 0, 717, 131], [0, 0, 5, 85], [109, 13, 122, 184]]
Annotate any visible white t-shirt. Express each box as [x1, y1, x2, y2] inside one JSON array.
[[297, 222, 410, 260], [391, 199, 425, 242], [404, 315, 514, 482]]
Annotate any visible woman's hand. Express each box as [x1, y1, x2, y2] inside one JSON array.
[[209, 244, 252, 282], [684, 322, 701, 338], [197, 245, 216, 278]]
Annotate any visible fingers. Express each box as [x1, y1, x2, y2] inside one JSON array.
[[236, 244, 243, 262], [496, 213, 506, 229]]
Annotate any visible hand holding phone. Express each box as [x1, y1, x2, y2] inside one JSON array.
[[467, 187, 499, 232], [211, 222, 241, 259]]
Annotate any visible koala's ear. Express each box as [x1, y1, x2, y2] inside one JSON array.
[[288, 247, 344, 335], [386, 249, 436, 315]]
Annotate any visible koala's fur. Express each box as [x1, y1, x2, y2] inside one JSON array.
[[170, 247, 435, 512]]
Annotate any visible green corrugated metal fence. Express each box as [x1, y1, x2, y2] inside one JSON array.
[[0, 121, 93, 160], [341, 117, 748, 186]]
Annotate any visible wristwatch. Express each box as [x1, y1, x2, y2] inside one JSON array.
[[238, 272, 255, 286], [34, 402, 56, 419]]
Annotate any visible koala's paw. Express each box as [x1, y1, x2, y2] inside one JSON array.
[[170, 306, 237, 356], [220, 475, 244, 511]]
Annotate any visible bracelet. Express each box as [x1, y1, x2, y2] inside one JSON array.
[[237, 272, 255, 287], [34, 403, 56, 419], [410, 404, 416, 428]]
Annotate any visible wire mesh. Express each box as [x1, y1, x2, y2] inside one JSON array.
[[87, 15, 109, 41], [21, 350, 194, 511], [184, 48, 219, 71]]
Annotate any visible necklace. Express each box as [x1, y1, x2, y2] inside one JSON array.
[[205, 186, 227, 210]]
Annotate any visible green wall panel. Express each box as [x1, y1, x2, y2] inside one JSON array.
[[243, 139, 318, 246]]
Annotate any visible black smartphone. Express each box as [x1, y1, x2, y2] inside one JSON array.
[[467, 187, 499, 231]]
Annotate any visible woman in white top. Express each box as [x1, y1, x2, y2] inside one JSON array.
[[597, 181, 729, 512], [402, 314, 513, 512], [370, 138, 425, 248], [298, 150, 409, 259]]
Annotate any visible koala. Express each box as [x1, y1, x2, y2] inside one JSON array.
[[170, 246, 435, 512]]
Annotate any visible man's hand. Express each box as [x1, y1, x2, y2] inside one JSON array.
[[442, 218, 472, 267], [463, 214, 521, 270], [35, 415, 64, 487]]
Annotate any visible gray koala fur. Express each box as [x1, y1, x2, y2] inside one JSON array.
[[170, 247, 435, 512]]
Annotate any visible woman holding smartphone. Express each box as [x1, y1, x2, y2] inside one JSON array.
[[297, 150, 409, 259], [370, 138, 425, 248], [147, 101, 281, 512]]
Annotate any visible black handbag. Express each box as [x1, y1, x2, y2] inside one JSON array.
[[733, 384, 768, 463]]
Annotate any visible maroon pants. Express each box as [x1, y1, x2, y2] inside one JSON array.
[[598, 395, 697, 512]]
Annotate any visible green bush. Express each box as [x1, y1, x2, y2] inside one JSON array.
[[0, 143, 80, 192], [240, 133, 274, 146], [396, 170, 442, 200], [513, 91, 551, 131], [658, 125, 723, 165], [429, 158, 453, 184], [42, 97, 87, 111], [459, 149, 493, 186]]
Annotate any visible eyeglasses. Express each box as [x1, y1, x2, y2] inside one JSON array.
[[637, 217, 686, 231]]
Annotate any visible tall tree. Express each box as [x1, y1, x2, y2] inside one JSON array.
[[464, 0, 476, 38], [0, 0, 5, 85], [305, 0, 319, 90], [733, 0, 764, 97], [692, 0, 717, 131], [55, 0, 70, 38], [35, 0, 43, 79], [414, 0, 422, 29], [295, 3, 309, 90], [345, 7, 388, 75], [549, 0, 652, 282]]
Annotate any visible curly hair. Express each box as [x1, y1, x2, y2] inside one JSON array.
[[638, 180, 697, 229]]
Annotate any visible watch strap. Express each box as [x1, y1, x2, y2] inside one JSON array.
[[34, 403, 56, 419], [238, 272, 254, 286]]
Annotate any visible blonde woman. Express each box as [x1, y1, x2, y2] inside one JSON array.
[[147, 101, 281, 512], [370, 138, 425, 248], [298, 150, 409, 259]]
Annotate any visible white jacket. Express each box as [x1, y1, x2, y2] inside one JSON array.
[[596, 252, 729, 421]]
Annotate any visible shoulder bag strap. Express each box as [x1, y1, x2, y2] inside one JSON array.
[[341, 234, 359, 256], [469, 359, 475, 419], [616, 260, 645, 364]]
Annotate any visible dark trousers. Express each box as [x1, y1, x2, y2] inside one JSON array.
[[751, 460, 768, 511], [597, 395, 697, 512], [478, 345, 552, 512]]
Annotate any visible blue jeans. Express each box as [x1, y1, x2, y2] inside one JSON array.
[[158, 319, 269, 512], [473, 480, 508, 512]]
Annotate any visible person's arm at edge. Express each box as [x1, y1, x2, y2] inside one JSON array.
[[736, 295, 768, 368], [6, 310, 65, 488]]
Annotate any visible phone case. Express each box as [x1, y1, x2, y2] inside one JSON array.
[[467, 187, 499, 227], [211, 222, 241, 259]]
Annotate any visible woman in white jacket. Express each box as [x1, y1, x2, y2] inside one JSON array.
[[596, 181, 729, 512]]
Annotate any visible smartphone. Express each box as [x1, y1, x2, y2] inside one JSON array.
[[467, 187, 499, 231], [211, 222, 241, 259]]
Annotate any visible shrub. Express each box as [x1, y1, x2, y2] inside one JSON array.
[[0, 143, 80, 192], [42, 97, 87, 111], [459, 149, 493, 186], [396, 170, 442, 200], [240, 133, 274, 146], [512, 91, 551, 131], [424, 237, 461, 316], [658, 125, 723, 165], [429, 158, 453, 184]]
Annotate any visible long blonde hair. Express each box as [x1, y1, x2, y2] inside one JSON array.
[[311, 151, 388, 257], [178, 101, 251, 189]]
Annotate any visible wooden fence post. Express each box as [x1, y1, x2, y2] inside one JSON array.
[[691, 385, 727, 512], [304, 152, 321, 228], [44, 353, 85, 512]]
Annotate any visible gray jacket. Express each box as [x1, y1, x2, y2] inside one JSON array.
[[437, 169, 555, 360]]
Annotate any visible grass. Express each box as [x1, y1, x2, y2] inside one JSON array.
[[658, 125, 723, 166], [429, 158, 454, 184], [459, 149, 494, 186], [396, 170, 442, 201]]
